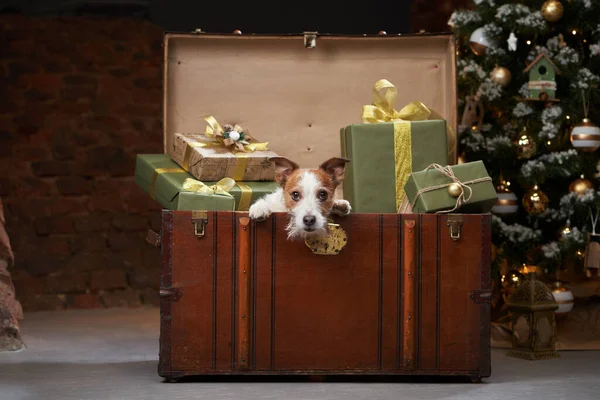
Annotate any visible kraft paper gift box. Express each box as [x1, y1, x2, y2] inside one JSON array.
[[340, 80, 452, 214], [134, 154, 279, 211], [169, 117, 279, 182], [404, 160, 498, 214]]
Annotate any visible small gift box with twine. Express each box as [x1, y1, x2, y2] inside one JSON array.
[[341, 79, 453, 213], [134, 154, 279, 211], [403, 161, 497, 214], [170, 116, 279, 182]]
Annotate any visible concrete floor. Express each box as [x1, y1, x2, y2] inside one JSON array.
[[1, 308, 599, 400]]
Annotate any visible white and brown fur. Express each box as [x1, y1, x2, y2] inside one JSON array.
[[248, 157, 352, 240]]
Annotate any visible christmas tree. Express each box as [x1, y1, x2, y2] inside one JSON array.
[[449, 0, 600, 280]]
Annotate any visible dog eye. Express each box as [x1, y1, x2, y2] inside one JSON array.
[[291, 191, 301, 201], [318, 190, 328, 201]]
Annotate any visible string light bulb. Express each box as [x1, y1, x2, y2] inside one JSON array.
[[566, 115, 570, 120], [526, 40, 532, 45], [572, 30, 577, 35]]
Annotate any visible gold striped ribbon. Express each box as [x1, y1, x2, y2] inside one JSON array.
[[181, 139, 249, 180], [236, 183, 253, 211], [150, 168, 186, 199]]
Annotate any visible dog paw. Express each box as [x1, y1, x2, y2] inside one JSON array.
[[331, 199, 352, 216], [248, 201, 272, 221]]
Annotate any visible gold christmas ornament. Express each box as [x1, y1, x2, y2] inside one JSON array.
[[570, 118, 600, 152], [516, 132, 537, 159], [470, 27, 491, 56], [522, 185, 549, 215], [541, 0, 564, 22], [569, 175, 594, 196], [491, 66, 512, 88]]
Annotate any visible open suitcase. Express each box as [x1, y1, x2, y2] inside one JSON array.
[[154, 31, 492, 382]]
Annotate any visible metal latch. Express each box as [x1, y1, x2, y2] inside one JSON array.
[[446, 214, 463, 241], [470, 289, 493, 304], [191, 211, 208, 238], [146, 230, 161, 248], [304, 31, 317, 48], [159, 287, 183, 302]]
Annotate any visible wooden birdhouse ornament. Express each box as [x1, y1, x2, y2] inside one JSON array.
[[523, 53, 561, 101]]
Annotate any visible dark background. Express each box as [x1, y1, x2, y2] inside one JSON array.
[[0, 0, 469, 311], [0, 0, 461, 34]]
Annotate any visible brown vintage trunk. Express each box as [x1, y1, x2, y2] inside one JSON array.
[[158, 211, 491, 381]]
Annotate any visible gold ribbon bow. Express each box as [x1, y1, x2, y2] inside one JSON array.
[[361, 79, 433, 123], [182, 177, 236, 198], [410, 163, 492, 213], [204, 116, 269, 153], [360, 79, 457, 209]]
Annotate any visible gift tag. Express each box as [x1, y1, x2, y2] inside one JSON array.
[[305, 223, 348, 255]]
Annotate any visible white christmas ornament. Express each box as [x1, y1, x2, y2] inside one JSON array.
[[570, 118, 600, 152], [507, 32, 518, 51], [470, 27, 492, 56], [492, 190, 519, 215], [228, 131, 241, 141]]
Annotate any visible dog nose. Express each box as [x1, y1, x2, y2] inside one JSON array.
[[303, 215, 316, 227]]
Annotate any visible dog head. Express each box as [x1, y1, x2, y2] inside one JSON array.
[[270, 156, 350, 240]]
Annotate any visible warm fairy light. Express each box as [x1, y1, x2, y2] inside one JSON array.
[[547, 141, 551, 145], [518, 134, 531, 146], [526, 40, 532, 45], [572, 30, 577, 35], [566, 115, 571, 119], [562, 226, 571, 235], [576, 250, 584, 258], [506, 181, 511, 186], [584, 39, 587, 43]]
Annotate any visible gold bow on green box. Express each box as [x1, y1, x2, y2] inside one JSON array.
[[340, 79, 452, 213]]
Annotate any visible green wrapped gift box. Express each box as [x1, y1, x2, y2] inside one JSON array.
[[340, 120, 448, 213], [134, 154, 279, 211], [404, 160, 498, 214]]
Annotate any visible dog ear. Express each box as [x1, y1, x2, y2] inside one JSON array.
[[319, 157, 350, 186], [269, 157, 300, 187]]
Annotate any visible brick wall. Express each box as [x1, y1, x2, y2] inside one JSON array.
[[0, 15, 164, 311]]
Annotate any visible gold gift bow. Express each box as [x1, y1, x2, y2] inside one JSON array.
[[409, 163, 492, 214], [182, 177, 254, 211], [182, 177, 236, 197], [361, 79, 457, 209], [204, 115, 270, 153]]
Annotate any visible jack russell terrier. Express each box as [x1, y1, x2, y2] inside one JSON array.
[[248, 157, 352, 240]]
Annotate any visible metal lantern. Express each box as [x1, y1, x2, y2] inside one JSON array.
[[506, 272, 560, 360]]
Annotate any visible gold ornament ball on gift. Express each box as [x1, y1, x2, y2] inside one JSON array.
[[491, 66, 512, 88], [516, 133, 537, 159], [448, 183, 462, 197], [569, 175, 594, 196], [570, 118, 600, 152], [522, 186, 549, 215], [541, 0, 564, 22], [469, 27, 491, 56]]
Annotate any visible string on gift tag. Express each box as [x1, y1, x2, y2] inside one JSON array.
[[409, 163, 492, 213]]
